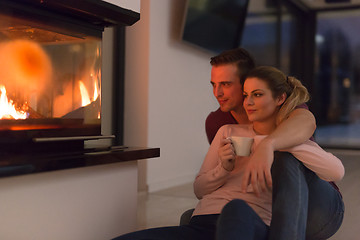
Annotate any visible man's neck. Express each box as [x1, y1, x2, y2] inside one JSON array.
[[230, 109, 251, 124]]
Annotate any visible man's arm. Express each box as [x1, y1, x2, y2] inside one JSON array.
[[240, 108, 316, 195], [264, 108, 316, 150]]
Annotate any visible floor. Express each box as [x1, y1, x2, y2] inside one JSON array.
[[137, 182, 198, 230], [137, 150, 360, 239]]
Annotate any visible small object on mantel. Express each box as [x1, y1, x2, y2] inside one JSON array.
[[111, 145, 129, 151], [33, 135, 115, 142]]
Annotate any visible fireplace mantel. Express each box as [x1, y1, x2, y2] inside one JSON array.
[[0, 0, 140, 37], [0, 144, 160, 178]]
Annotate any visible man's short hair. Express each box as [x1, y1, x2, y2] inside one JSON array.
[[210, 48, 256, 83]]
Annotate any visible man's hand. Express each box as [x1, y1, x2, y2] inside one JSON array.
[[219, 136, 236, 171], [240, 138, 275, 196]]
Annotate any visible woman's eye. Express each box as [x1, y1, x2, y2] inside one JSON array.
[[254, 93, 262, 97]]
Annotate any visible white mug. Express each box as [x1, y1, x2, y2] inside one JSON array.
[[228, 136, 254, 156]]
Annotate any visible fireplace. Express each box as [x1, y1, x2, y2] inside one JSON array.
[[0, 0, 160, 177]]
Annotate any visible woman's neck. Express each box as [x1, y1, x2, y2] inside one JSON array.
[[253, 121, 277, 135]]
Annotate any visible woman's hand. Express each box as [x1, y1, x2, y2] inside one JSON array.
[[240, 137, 274, 196], [219, 136, 236, 171]]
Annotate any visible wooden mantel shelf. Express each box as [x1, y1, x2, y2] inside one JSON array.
[[0, 145, 160, 178]]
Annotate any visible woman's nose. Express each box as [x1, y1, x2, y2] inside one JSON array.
[[244, 96, 253, 105]]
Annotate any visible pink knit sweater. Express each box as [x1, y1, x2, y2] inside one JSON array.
[[193, 124, 344, 226]]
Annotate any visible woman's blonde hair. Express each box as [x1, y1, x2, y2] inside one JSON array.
[[243, 66, 310, 125]]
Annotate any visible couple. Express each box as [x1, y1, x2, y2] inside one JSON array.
[[113, 49, 344, 240]]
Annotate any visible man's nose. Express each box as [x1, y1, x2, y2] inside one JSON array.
[[214, 86, 223, 97]]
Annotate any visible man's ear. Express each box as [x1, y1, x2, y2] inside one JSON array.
[[277, 93, 287, 106]]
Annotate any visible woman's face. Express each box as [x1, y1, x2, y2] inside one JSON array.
[[243, 77, 285, 123]]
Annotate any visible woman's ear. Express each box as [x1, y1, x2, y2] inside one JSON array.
[[276, 93, 287, 106]]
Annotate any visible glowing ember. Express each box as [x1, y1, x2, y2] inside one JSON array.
[[0, 85, 28, 119]]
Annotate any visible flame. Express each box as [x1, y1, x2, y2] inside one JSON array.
[[0, 85, 27, 119], [78, 79, 101, 121], [93, 79, 101, 120], [93, 76, 99, 101], [79, 76, 100, 107], [79, 81, 91, 106]]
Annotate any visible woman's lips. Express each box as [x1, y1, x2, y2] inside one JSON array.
[[246, 109, 256, 114]]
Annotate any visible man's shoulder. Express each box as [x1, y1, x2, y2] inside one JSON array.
[[206, 108, 234, 123], [205, 108, 237, 144]]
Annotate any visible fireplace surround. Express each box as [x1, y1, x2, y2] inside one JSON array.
[[0, 0, 159, 177]]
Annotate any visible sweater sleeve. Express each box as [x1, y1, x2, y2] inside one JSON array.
[[284, 140, 345, 181], [253, 136, 345, 181], [194, 126, 231, 199]]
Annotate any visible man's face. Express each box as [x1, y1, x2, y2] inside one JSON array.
[[210, 64, 243, 113]]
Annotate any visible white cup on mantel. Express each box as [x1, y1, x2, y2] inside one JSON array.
[[228, 136, 254, 156]]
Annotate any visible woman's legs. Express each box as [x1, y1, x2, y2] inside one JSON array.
[[111, 214, 219, 240], [305, 175, 344, 240], [269, 152, 344, 240], [216, 199, 269, 240], [269, 152, 309, 240]]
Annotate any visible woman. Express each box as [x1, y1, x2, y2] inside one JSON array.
[[212, 66, 345, 239], [112, 66, 344, 240]]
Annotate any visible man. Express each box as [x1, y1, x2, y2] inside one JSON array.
[[205, 48, 343, 239]]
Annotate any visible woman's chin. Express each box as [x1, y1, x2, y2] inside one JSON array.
[[247, 116, 256, 122]]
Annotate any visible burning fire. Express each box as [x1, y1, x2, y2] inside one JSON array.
[[93, 75, 99, 102], [79, 78, 101, 120], [79, 77, 100, 107], [79, 81, 91, 106], [0, 85, 28, 119]]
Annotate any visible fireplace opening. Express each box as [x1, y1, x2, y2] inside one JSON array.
[[0, 6, 103, 147]]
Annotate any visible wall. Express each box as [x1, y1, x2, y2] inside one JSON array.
[[0, 161, 138, 240], [104, 0, 140, 13], [124, 0, 218, 192]]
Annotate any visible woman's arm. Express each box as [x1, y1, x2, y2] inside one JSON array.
[[283, 141, 345, 181], [193, 126, 232, 199]]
